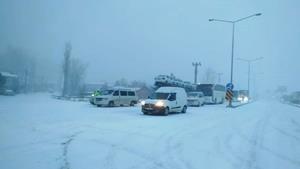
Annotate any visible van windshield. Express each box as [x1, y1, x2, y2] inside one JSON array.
[[101, 90, 114, 95], [154, 93, 170, 100]]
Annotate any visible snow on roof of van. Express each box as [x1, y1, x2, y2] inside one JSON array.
[[110, 86, 137, 91], [156, 87, 185, 93], [0, 72, 18, 78]]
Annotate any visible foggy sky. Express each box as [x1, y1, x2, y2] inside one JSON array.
[[0, 0, 300, 92]]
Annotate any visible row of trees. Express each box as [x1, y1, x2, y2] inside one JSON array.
[[202, 68, 218, 84], [0, 46, 37, 93], [0, 43, 87, 96], [114, 78, 148, 88], [61, 42, 87, 97]]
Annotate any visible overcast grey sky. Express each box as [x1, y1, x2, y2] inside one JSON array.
[[0, 0, 299, 92]]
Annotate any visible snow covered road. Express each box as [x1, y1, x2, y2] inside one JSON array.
[[1, 93, 300, 169]]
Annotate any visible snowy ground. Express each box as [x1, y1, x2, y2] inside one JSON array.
[[1, 93, 300, 169]]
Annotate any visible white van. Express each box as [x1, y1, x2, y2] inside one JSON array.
[[141, 87, 187, 115], [93, 88, 138, 107], [187, 92, 205, 107]]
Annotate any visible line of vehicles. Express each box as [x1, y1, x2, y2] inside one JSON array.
[[89, 82, 245, 115], [154, 74, 195, 91]]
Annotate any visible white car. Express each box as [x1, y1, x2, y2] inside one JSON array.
[[94, 88, 138, 107], [141, 87, 187, 115], [187, 92, 205, 107]]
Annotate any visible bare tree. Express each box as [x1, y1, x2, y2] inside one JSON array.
[[130, 80, 146, 88], [61, 42, 87, 97], [275, 85, 288, 97], [68, 58, 87, 96], [114, 78, 129, 87], [202, 68, 217, 84], [0, 46, 36, 93], [62, 42, 71, 96]]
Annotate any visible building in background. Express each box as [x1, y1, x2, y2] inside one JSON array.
[[0, 71, 19, 95]]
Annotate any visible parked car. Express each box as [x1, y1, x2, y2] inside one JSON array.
[[187, 92, 205, 107], [141, 87, 187, 115], [93, 88, 138, 107], [232, 90, 249, 103]]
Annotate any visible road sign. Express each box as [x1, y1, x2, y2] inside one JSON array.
[[225, 89, 234, 101], [226, 83, 234, 90]]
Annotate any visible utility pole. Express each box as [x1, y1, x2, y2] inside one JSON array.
[[24, 69, 28, 93], [192, 62, 201, 84], [62, 42, 72, 97]]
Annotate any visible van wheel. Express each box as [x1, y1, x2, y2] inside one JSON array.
[[197, 102, 201, 107], [164, 107, 169, 116], [130, 101, 135, 106], [181, 106, 187, 113], [108, 101, 114, 107]]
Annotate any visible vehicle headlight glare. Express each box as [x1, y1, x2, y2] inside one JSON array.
[[155, 101, 164, 107], [243, 97, 249, 103], [141, 101, 146, 106]]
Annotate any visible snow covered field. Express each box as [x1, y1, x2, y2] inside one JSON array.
[[1, 93, 300, 169]]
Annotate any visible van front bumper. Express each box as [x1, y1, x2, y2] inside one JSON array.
[[94, 98, 109, 106], [142, 106, 166, 115]]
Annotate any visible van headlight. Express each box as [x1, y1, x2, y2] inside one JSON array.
[[141, 100, 146, 106], [155, 101, 164, 107]]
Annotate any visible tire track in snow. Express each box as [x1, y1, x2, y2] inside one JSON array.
[[243, 118, 267, 169], [83, 125, 168, 169], [91, 138, 166, 169], [60, 132, 82, 169], [164, 127, 200, 169], [272, 127, 300, 142], [231, 113, 300, 168], [221, 113, 270, 169]]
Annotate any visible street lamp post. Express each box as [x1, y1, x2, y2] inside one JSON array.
[[236, 57, 263, 98], [209, 13, 262, 107]]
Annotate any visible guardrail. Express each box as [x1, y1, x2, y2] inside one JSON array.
[[52, 95, 90, 102]]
